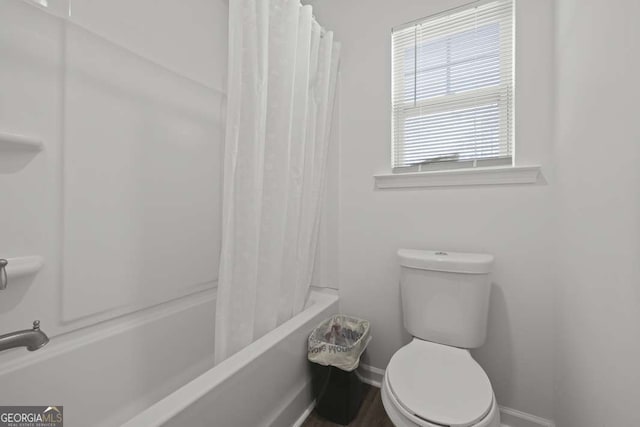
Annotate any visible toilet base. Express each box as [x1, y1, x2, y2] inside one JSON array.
[[381, 371, 500, 427]]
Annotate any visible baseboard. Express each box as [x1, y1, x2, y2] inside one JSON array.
[[355, 364, 555, 427], [499, 406, 555, 427], [356, 363, 385, 388]]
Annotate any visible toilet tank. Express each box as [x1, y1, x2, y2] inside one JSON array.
[[398, 249, 494, 349]]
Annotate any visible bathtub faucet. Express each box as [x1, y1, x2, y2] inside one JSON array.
[[0, 320, 49, 353]]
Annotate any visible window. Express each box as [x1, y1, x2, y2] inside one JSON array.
[[391, 0, 514, 171]]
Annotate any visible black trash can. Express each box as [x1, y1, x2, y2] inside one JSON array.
[[308, 315, 371, 425], [311, 363, 364, 425]]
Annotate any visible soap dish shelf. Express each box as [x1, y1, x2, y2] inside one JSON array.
[[0, 132, 43, 152], [0, 256, 44, 290]]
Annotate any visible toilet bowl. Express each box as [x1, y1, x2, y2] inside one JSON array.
[[380, 339, 500, 427], [382, 249, 500, 427]]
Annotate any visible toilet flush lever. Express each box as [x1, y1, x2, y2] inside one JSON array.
[[0, 259, 7, 290]]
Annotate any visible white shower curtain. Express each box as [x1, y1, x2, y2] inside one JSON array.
[[215, 0, 340, 363]]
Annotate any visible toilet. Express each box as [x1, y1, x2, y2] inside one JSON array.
[[381, 249, 500, 427]]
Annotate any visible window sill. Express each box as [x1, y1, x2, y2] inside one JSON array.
[[374, 165, 542, 189]]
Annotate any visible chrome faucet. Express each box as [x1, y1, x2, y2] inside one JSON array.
[[0, 259, 8, 290], [0, 320, 49, 352]]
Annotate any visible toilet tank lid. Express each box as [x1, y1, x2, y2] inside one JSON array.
[[397, 249, 494, 274]]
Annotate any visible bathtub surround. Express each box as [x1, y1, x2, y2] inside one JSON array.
[[215, 0, 340, 362], [0, 0, 226, 334], [0, 0, 226, 422]]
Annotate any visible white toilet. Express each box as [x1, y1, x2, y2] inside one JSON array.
[[381, 249, 500, 427]]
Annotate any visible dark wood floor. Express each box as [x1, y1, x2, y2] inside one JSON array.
[[301, 385, 394, 427]]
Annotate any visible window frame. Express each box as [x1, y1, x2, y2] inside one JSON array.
[[391, 0, 515, 173]]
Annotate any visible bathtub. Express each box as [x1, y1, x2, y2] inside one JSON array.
[[122, 289, 339, 427], [0, 289, 217, 427]]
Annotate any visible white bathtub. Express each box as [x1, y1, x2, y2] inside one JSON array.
[[122, 289, 339, 427], [0, 289, 217, 427]]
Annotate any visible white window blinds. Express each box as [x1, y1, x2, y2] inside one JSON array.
[[391, 0, 514, 171]]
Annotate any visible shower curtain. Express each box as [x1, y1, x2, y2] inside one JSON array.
[[215, 0, 340, 363]]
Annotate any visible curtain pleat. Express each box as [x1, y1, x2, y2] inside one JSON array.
[[215, 0, 340, 363]]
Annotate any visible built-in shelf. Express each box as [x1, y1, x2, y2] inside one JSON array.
[[0, 131, 44, 152], [374, 165, 542, 189], [3, 256, 44, 282]]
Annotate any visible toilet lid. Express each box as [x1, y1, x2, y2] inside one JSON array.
[[386, 340, 493, 427]]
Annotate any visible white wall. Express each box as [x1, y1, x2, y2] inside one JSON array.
[[308, 0, 556, 419], [554, 0, 640, 425]]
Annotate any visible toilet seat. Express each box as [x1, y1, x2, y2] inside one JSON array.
[[385, 339, 494, 427]]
